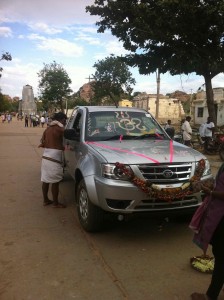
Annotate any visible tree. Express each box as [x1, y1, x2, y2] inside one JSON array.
[[0, 94, 17, 112], [0, 52, 12, 79], [86, 1, 224, 125], [0, 51, 12, 107], [92, 54, 136, 106], [38, 61, 72, 112], [69, 93, 89, 107]]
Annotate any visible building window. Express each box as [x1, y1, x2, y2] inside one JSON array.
[[197, 107, 204, 117]]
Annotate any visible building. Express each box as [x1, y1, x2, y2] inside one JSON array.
[[193, 87, 224, 127], [79, 82, 94, 102], [132, 93, 185, 124], [22, 84, 37, 116], [118, 99, 133, 107]]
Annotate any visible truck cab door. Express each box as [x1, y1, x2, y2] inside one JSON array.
[[64, 110, 83, 178]]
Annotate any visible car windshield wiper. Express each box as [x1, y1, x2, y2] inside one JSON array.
[[103, 134, 134, 141], [133, 133, 165, 139]]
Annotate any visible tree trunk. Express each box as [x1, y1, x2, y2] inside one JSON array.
[[155, 69, 160, 119], [204, 74, 217, 126], [59, 99, 64, 112], [109, 92, 119, 107]]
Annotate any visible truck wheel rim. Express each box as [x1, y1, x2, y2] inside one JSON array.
[[79, 188, 88, 220]]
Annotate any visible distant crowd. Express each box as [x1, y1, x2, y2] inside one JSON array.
[[22, 114, 49, 128], [1, 112, 49, 128], [1, 113, 13, 123]]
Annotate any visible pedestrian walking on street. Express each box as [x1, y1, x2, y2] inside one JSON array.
[[38, 112, 67, 208], [25, 115, 29, 127], [182, 116, 192, 146], [7, 113, 12, 123], [1, 114, 6, 123], [40, 115, 45, 128], [190, 163, 224, 300], [204, 116, 215, 152]]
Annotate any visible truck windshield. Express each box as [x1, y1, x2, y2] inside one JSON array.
[[85, 110, 166, 141]]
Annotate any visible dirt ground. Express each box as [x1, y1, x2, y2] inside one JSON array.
[[0, 118, 223, 300]]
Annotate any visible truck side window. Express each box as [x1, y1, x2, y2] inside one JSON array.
[[72, 112, 82, 134]]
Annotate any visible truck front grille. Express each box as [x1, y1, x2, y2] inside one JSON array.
[[137, 162, 192, 184]]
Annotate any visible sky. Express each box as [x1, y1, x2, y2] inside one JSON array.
[[0, 0, 224, 99]]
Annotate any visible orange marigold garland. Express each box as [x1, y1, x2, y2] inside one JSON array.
[[115, 159, 212, 202]]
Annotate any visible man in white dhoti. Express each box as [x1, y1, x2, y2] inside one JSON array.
[[38, 112, 67, 208]]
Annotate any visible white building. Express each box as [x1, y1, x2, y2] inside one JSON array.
[[193, 87, 224, 127], [132, 93, 185, 124]]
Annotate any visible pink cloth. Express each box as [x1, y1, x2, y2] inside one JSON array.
[[189, 195, 211, 234], [191, 173, 224, 252]]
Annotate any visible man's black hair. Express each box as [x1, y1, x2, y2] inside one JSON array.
[[52, 112, 67, 121]]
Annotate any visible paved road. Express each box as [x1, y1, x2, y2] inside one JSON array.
[[0, 118, 223, 300]]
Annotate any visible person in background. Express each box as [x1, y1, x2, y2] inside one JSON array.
[[7, 113, 11, 123], [199, 122, 206, 140], [29, 114, 33, 127], [1, 113, 6, 123], [204, 116, 215, 151], [198, 122, 206, 146], [25, 114, 29, 127], [164, 119, 175, 139], [40, 115, 45, 128], [181, 116, 192, 146], [164, 119, 172, 130], [38, 112, 67, 208], [191, 163, 224, 300], [36, 115, 40, 127], [45, 116, 49, 127]]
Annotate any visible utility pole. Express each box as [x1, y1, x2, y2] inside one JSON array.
[[155, 68, 160, 119], [85, 75, 94, 82], [189, 89, 193, 117]]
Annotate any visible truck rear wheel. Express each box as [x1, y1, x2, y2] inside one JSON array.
[[76, 179, 105, 232]]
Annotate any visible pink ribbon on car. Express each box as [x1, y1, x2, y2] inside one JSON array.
[[86, 140, 175, 163]]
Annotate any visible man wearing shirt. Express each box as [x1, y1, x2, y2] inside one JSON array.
[[204, 116, 215, 151], [204, 116, 215, 137], [164, 119, 175, 139], [182, 116, 192, 146]]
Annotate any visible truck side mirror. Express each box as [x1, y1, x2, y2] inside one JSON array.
[[64, 129, 80, 141]]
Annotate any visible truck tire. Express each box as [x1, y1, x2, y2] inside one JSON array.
[[76, 179, 105, 232]]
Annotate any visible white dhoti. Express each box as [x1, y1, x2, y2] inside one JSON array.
[[41, 148, 63, 183]]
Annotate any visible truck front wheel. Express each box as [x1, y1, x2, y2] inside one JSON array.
[[76, 179, 105, 232]]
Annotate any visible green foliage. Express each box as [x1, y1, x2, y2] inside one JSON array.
[[68, 97, 88, 107], [0, 52, 12, 78], [10, 99, 19, 112], [38, 61, 72, 112], [65, 94, 90, 108], [0, 93, 8, 111], [36, 100, 44, 114], [182, 100, 190, 114], [92, 54, 136, 106], [86, 0, 224, 124], [0, 93, 18, 112]]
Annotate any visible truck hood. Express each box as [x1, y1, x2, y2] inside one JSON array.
[[87, 140, 203, 164]]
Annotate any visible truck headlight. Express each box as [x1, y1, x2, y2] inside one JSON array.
[[102, 164, 131, 180], [198, 159, 211, 177]]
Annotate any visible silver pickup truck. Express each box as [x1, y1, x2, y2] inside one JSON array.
[[63, 106, 213, 232]]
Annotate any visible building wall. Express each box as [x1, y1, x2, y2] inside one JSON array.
[[119, 99, 133, 107], [132, 94, 185, 125], [193, 87, 224, 127]]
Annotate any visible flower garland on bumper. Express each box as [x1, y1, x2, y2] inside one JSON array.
[[115, 159, 212, 202]]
